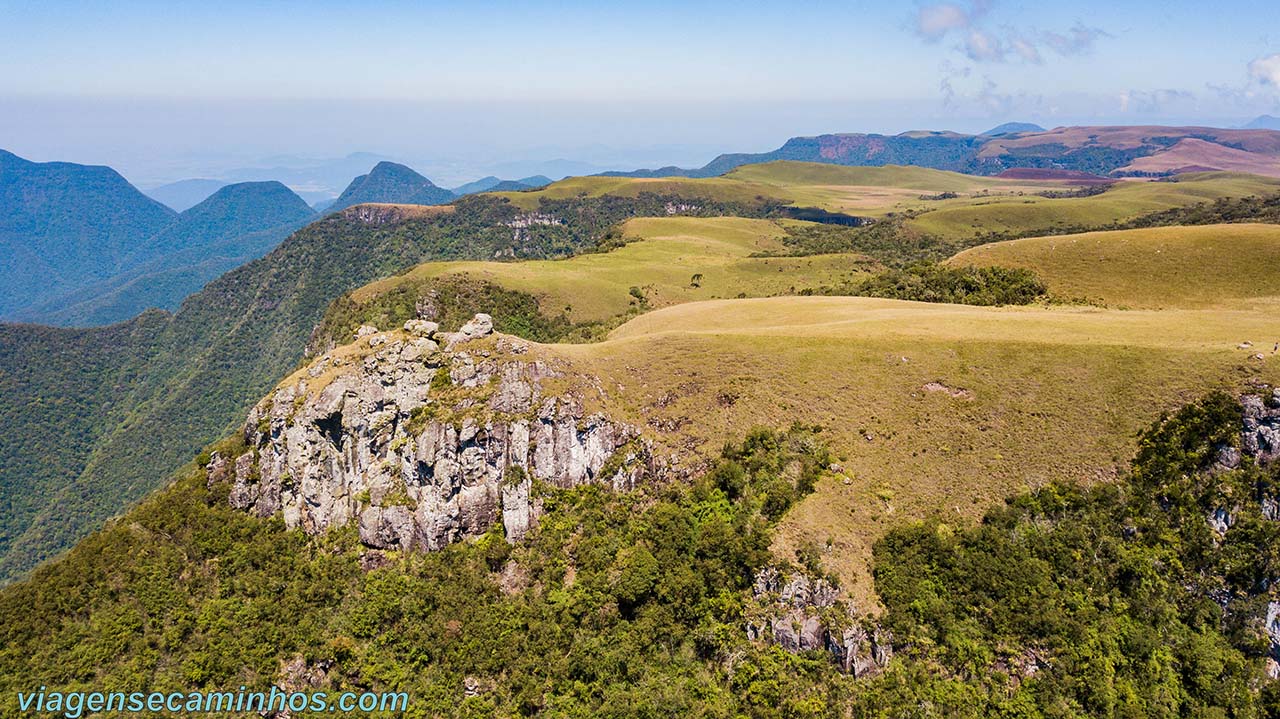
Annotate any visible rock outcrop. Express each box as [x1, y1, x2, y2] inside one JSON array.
[[216, 315, 649, 552], [1243, 391, 1280, 465], [1267, 601, 1280, 679], [747, 567, 891, 677]]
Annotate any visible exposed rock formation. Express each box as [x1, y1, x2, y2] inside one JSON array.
[[1243, 391, 1280, 465], [747, 567, 891, 677], [217, 315, 649, 552], [1268, 601, 1280, 680]]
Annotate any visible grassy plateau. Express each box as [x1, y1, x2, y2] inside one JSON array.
[[317, 168, 1280, 602]]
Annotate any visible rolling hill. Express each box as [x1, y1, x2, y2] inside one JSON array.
[[553, 292, 1280, 598], [503, 161, 1280, 244], [315, 215, 871, 343], [3, 157, 1280, 588], [0, 186, 786, 583], [1116, 138, 1280, 177], [951, 223, 1280, 309], [6, 212, 1280, 712]]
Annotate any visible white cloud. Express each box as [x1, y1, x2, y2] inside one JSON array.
[[1117, 88, 1194, 114], [964, 29, 1004, 62], [1249, 54, 1280, 87], [1042, 23, 1109, 55], [912, 5, 1105, 66], [916, 3, 972, 40], [1010, 37, 1042, 64]]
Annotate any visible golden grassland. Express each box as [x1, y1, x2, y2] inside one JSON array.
[[951, 223, 1280, 309], [549, 296, 1280, 605], [490, 161, 1072, 218], [325, 166, 1280, 605], [488, 175, 789, 210]]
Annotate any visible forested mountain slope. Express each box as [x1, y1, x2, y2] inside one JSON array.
[[0, 149, 177, 317], [14, 181, 317, 326]]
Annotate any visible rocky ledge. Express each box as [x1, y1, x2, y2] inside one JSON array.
[[209, 314, 649, 552]]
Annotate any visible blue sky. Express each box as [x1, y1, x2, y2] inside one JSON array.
[[2, 0, 1278, 184]]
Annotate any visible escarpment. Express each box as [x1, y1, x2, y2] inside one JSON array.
[[210, 314, 650, 552]]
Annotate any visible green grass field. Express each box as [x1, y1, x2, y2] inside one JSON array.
[[350, 216, 871, 323], [906, 173, 1280, 238], [952, 223, 1280, 308], [724, 161, 1034, 191], [490, 175, 792, 210], [490, 160, 1068, 215]]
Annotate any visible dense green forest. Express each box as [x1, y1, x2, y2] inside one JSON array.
[[2, 395, 1280, 716], [20, 180, 318, 326], [819, 263, 1048, 306], [0, 149, 176, 317], [0, 427, 838, 718]]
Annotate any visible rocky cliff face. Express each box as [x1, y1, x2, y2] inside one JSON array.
[[747, 567, 892, 677], [1207, 389, 1280, 678], [211, 314, 649, 552]]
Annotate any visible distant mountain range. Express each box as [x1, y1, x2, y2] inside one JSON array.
[[218, 152, 394, 205], [981, 122, 1046, 136], [606, 125, 1280, 180], [17, 182, 317, 326], [0, 150, 316, 326], [1245, 115, 1280, 131], [144, 178, 230, 212], [451, 174, 553, 195], [148, 171, 555, 213], [329, 161, 457, 211], [11, 124, 1280, 326], [1, 151, 559, 326]]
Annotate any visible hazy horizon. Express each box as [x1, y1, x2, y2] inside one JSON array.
[[4, 0, 1280, 188]]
